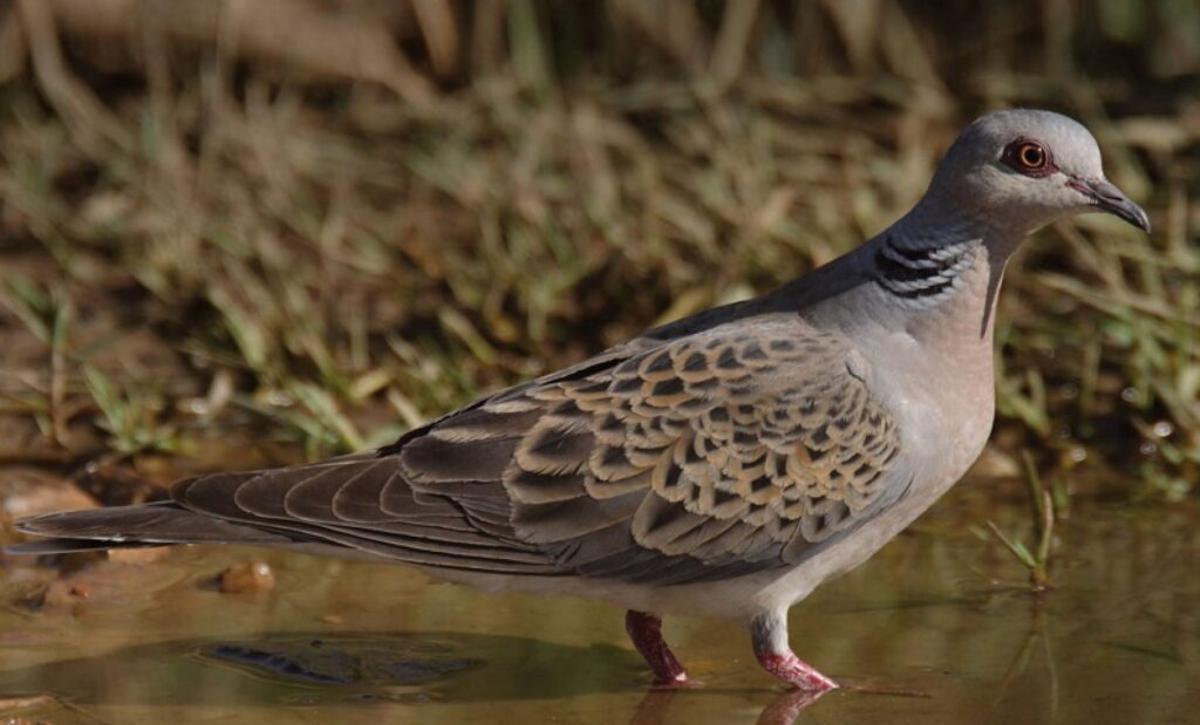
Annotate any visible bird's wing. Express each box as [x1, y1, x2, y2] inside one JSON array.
[[154, 344, 663, 576], [394, 313, 906, 584], [18, 315, 906, 586]]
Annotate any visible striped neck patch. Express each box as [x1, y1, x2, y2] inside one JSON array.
[[872, 235, 980, 305]]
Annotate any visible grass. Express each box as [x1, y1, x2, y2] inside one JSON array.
[[0, 0, 1195, 506]]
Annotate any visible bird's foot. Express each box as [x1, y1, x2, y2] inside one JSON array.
[[756, 649, 838, 692], [750, 610, 837, 693], [625, 610, 690, 686]]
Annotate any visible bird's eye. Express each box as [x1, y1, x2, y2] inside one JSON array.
[[1001, 138, 1054, 177], [1016, 143, 1045, 169]]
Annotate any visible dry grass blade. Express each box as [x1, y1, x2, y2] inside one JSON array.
[[0, 0, 1192, 500]]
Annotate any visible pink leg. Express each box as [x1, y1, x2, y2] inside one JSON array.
[[625, 610, 689, 685], [752, 611, 838, 692]]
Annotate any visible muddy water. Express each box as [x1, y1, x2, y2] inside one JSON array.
[[1, 483, 1198, 725]]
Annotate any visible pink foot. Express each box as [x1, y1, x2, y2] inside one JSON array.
[[625, 610, 689, 685], [751, 610, 838, 693], [755, 650, 838, 692]]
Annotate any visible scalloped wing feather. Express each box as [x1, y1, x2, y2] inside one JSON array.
[[463, 317, 902, 578], [369, 315, 905, 586]]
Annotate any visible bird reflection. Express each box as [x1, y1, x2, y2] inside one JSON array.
[[628, 676, 931, 725], [629, 685, 831, 725]]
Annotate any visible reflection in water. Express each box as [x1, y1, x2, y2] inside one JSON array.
[[631, 688, 830, 725], [1, 488, 1198, 724], [0, 630, 843, 723], [0, 632, 640, 706], [995, 601, 1058, 715], [204, 636, 475, 686], [753, 688, 829, 725]]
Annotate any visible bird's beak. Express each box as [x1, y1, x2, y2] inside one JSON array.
[[1068, 177, 1151, 233]]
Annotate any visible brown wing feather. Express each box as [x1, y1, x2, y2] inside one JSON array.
[[170, 454, 560, 574], [397, 314, 904, 584]]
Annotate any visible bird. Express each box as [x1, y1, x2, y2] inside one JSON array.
[[9, 109, 1150, 695]]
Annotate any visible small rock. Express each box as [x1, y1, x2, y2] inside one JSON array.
[[107, 546, 173, 565], [218, 561, 275, 594]]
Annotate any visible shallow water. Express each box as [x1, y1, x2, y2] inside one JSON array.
[[2, 483, 1198, 725]]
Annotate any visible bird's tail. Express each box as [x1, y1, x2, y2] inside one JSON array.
[[6, 501, 293, 555]]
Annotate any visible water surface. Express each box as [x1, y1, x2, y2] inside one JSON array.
[[2, 483, 1197, 724]]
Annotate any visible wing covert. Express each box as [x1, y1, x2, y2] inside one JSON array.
[[403, 315, 904, 583]]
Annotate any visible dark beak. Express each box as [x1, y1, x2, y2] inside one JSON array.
[[1069, 177, 1151, 233]]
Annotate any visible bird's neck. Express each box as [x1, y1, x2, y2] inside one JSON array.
[[769, 198, 1029, 346], [863, 200, 1026, 342]]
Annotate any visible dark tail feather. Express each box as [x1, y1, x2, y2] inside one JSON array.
[[5, 538, 165, 555], [7, 501, 295, 555]]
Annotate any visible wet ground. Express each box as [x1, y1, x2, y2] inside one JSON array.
[[1, 482, 1198, 725]]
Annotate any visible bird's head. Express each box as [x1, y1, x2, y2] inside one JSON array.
[[927, 109, 1150, 239]]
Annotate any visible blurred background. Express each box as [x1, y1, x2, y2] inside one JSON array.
[[0, 0, 1195, 524], [0, 0, 1190, 504], [0, 3, 1198, 724]]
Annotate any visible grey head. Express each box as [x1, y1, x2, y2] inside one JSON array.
[[921, 109, 1150, 239]]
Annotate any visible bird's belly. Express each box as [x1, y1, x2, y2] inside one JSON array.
[[417, 563, 779, 620]]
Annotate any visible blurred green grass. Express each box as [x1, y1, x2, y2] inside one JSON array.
[[0, 0, 1195, 503]]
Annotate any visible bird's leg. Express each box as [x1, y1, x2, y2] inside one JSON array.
[[625, 610, 689, 685], [751, 610, 838, 692]]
